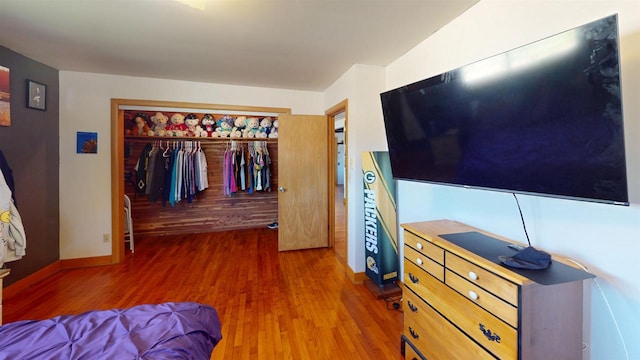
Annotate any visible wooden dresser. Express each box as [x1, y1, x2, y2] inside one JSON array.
[[401, 220, 593, 360], [0, 269, 9, 325]]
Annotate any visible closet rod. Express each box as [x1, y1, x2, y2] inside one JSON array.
[[124, 136, 277, 143]]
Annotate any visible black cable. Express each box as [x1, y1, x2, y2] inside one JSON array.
[[512, 193, 532, 247], [383, 296, 403, 312]]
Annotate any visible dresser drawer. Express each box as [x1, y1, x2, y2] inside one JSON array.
[[446, 269, 518, 328], [406, 260, 518, 360], [403, 340, 423, 360], [405, 245, 444, 282], [404, 231, 444, 264], [404, 259, 439, 294], [404, 289, 496, 360], [446, 252, 519, 306]]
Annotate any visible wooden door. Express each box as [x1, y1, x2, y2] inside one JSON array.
[[277, 114, 329, 251]]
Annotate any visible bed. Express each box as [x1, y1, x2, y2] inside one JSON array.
[[0, 302, 222, 359]]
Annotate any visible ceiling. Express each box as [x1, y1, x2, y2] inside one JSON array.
[[0, 0, 478, 91]]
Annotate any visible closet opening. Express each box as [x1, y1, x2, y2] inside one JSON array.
[[111, 99, 290, 263]]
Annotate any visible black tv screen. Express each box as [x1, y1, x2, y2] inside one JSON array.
[[381, 14, 628, 205]]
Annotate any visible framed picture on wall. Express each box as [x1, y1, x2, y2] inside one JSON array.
[[0, 65, 10, 126], [26, 79, 46, 110], [77, 131, 98, 154]]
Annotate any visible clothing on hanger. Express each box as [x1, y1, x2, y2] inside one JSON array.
[[0, 160, 26, 266], [133, 141, 209, 206]]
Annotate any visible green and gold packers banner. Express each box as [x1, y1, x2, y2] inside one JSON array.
[[362, 151, 398, 285]]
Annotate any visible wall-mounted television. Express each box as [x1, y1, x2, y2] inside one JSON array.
[[381, 14, 628, 206]]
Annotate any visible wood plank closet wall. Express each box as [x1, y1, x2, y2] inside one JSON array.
[[124, 139, 278, 237]]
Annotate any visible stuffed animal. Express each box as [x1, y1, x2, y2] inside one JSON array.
[[258, 117, 272, 138], [166, 113, 187, 137], [128, 112, 153, 136], [215, 115, 234, 138], [243, 117, 260, 138], [268, 119, 279, 139], [184, 113, 200, 137], [150, 112, 169, 136], [231, 116, 246, 138], [200, 114, 216, 137]]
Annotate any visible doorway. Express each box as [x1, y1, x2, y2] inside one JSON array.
[[110, 99, 291, 263], [325, 100, 348, 265]]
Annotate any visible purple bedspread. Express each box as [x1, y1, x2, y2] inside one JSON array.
[[0, 302, 222, 359]]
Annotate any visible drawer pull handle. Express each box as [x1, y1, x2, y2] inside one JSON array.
[[409, 326, 419, 339], [407, 301, 418, 312], [468, 271, 478, 280], [479, 323, 501, 343], [416, 258, 423, 265], [408, 273, 419, 284], [469, 291, 479, 300], [416, 242, 423, 250]]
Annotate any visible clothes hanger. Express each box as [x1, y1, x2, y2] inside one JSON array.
[[163, 140, 171, 157]]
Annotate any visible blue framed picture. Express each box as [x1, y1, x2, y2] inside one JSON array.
[[77, 132, 98, 154]]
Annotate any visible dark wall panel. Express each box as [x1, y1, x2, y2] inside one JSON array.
[[0, 45, 59, 287]]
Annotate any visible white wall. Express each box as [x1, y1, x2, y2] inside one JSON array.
[[385, 1, 640, 359], [324, 64, 386, 274], [59, 71, 324, 259]]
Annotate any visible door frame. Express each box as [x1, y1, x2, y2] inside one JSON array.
[[110, 98, 290, 263], [325, 99, 348, 254]]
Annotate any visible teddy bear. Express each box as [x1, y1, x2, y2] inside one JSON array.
[[258, 117, 272, 138], [128, 112, 153, 136], [268, 119, 279, 139], [199, 114, 216, 137], [231, 116, 246, 138], [184, 113, 201, 137], [150, 112, 168, 136], [243, 117, 260, 138], [166, 113, 187, 137], [215, 115, 234, 138]]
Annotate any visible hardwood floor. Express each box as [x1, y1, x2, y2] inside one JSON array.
[[334, 184, 346, 264], [3, 229, 403, 359]]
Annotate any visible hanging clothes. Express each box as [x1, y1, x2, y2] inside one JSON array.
[[230, 146, 237, 194], [223, 141, 261, 196], [254, 148, 263, 191], [0, 150, 16, 207], [134, 143, 153, 194], [133, 141, 209, 206], [222, 144, 232, 196], [169, 144, 180, 207], [148, 142, 167, 203], [145, 143, 159, 197], [0, 160, 26, 266], [197, 143, 209, 191], [246, 149, 254, 194], [263, 147, 271, 192], [235, 148, 243, 192], [245, 141, 271, 194], [192, 143, 201, 193], [239, 150, 246, 191], [185, 143, 196, 203], [222, 141, 244, 196], [162, 144, 175, 206], [175, 143, 185, 203]]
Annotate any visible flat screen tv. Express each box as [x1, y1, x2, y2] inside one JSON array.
[[381, 14, 628, 206]]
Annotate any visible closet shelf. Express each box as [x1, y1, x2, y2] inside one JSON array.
[[124, 135, 277, 142]]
